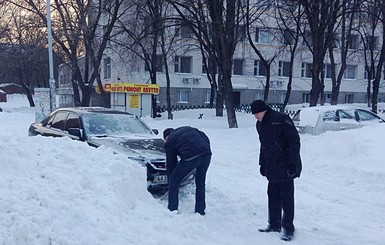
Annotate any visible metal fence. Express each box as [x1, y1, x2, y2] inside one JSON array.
[[157, 103, 299, 117]]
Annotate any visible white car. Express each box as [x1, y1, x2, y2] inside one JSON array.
[[292, 105, 385, 135]]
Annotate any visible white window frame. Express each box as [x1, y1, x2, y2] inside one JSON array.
[[345, 94, 354, 103], [175, 56, 192, 74], [278, 61, 290, 77], [256, 28, 271, 44], [103, 57, 111, 79], [324, 64, 333, 79], [344, 65, 356, 80], [205, 90, 211, 103], [301, 63, 312, 78], [256, 92, 264, 100], [303, 93, 310, 103], [233, 59, 244, 75], [254, 60, 267, 77], [111, 93, 126, 111], [178, 90, 189, 103]]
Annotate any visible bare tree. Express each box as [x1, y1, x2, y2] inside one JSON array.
[[365, 0, 385, 113], [166, 0, 223, 117], [113, 0, 178, 118], [327, 0, 361, 105], [168, 0, 247, 128], [14, 0, 127, 107], [245, 0, 278, 102], [1, 1, 62, 106], [299, 0, 342, 106], [274, 1, 304, 111], [357, 0, 384, 111]]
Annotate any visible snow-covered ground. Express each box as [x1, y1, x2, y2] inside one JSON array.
[[1, 94, 385, 245]]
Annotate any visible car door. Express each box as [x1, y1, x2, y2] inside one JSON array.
[[40, 111, 69, 137], [63, 112, 83, 140], [335, 109, 359, 131], [356, 109, 385, 126]]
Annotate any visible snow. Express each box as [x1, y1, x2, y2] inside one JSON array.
[[1, 94, 385, 245]]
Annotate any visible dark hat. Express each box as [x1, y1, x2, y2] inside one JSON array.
[[163, 128, 174, 139], [250, 100, 269, 114]]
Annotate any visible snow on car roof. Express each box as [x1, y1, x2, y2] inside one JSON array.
[[298, 105, 356, 127]]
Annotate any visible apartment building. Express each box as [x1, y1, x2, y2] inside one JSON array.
[[57, 2, 385, 117]]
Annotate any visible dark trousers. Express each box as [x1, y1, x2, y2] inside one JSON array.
[[168, 154, 211, 214], [267, 180, 295, 233]]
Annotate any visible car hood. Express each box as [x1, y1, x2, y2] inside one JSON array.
[[87, 135, 165, 162]]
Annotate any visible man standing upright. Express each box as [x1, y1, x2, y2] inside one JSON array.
[[251, 100, 302, 241], [163, 126, 211, 215]]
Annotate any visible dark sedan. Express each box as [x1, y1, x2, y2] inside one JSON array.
[[28, 107, 193, 197]]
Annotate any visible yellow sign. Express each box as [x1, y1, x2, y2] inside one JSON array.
[[130, 94, 140, 108], [95, 83, 160, 95]]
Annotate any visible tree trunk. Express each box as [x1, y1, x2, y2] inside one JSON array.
[[21, 83, 35, 107]]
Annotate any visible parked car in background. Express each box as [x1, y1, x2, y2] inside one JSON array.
[[292, 105, 385, 135], [28, 107, 194, 197]]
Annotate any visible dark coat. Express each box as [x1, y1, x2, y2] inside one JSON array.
[[164, 126, 211, 176], [257, 108, 302, 183]]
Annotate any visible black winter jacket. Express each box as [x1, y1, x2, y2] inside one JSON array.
[[256, 108, 302, 183], [164, 126, 211, 176]]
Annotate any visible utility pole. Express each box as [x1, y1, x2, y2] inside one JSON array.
[[46, 0, 55, 112]]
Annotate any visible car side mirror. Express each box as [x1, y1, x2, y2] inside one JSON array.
[[152, 129, 159, 135], [68, 128, 83, 139]]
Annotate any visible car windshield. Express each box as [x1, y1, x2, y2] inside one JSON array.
[[82, 113, 153, 136]]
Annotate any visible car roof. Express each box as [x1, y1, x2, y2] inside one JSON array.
[[298, 105, 357, 113], [296, 105, 358, 127], [53, 107, 135, 116]]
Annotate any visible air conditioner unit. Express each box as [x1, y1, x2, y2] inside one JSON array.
[[182, 77, 191, 84], [193, 78, 201, 84]]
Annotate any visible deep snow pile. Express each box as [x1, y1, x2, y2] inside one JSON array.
[[1, 94, 385, 245]]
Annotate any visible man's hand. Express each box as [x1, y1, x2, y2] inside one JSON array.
[[260, 164, 266, 177], [287, 165, 299, 178]]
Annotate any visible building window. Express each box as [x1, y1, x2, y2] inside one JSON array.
[[324, 64, 333, 79], [348, 34, 359, 49], [111, 93, 126, 111], [254, 60, 267, 76], [302, 31, 313, 47], [103, 57, 111, 79], [202, 59, 217, 74], [174, 56, 192, 73], [365, 66, 374, 80], [344, 65, 356, 79], [175, 20, 193, 38], [256, 92, 264, 100], [236, 24, 246, 41], [103, 25, 110, 46], [205, 90, 211, 103], [366, 36, 378, 50], [281, 29, 293, 45], [255, 28, 270, 44], [345, 94, 354, 103], [303, 93, 310, 103], [278, 61, 290, 77], [301, 63, 312, 78], [233, 59, 244, 75], [145, 54, 163, 72], [178, 90, 189, 103]]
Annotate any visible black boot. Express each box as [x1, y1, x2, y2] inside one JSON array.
[[258, 226, 281, 233], [280, 230, 294, 241]]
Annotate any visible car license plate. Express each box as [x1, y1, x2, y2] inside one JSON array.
[[153, 175, 168, 184]]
